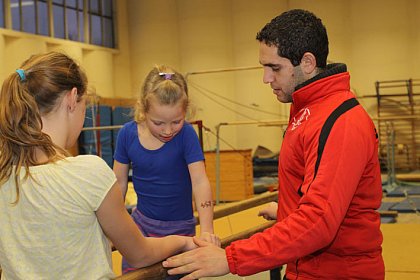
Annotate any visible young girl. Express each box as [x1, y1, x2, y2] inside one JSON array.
[[0, 52, 216, 279], [113, 65, 215, 276]]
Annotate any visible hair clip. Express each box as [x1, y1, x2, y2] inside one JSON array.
[[16, 69, 26, 81], [159, 72, 174, 80]]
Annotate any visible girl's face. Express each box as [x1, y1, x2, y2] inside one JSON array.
[[145, 100, 186, 143]]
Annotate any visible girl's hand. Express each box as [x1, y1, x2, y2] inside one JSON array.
[[258, 201, 278, 220], [199, 232, 221, 247], [182, 236, 198, 252]]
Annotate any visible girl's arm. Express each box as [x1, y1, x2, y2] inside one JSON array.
[[113, 160, 129, 198], [189, 161, 214, 234], [96, 183, 196, 268]]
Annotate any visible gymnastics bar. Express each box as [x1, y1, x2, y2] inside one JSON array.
[[362, 93, 420, 98], [81, 125, 123, 131], [112, 190, 277, 249], [370, 115, 420, 121], [81, 121, 202, 138], [215, 120, 288, 204], [184, 65, 262, 79], [81, 122, 204, 133], [196, 190, 278, 223], [116, 220, 276, 280], [80, 120, 204, 154]]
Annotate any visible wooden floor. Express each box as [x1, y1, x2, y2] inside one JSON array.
[[382, 223, 420, 279]]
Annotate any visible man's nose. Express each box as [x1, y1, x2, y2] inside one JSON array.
[[262, 69, 274, 84]]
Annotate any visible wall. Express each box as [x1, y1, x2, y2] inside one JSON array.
[[126, 0, 420, 154], [290, 0, 420, 114], [127, 0, 288, 153], [0, 0, 132, 99]]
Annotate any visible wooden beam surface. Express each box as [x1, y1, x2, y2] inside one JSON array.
[[116, 221, 276, 280]]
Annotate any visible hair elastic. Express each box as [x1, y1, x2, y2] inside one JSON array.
[[16, 69, 26, 81], [159, 72, 174, 80]]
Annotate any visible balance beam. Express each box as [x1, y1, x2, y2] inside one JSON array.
[[116, 221, 276, 280]]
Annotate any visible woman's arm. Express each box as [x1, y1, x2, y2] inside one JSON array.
[[96, 183, 195, 268], [113, 160, 129, 198], [189, 161, 214, 234]]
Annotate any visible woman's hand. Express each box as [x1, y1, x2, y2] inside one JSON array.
[[183, 236, 198, 252]]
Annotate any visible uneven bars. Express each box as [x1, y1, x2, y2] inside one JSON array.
[[371, 115, 420, 121], [116, 221, 276, 280], [81, 125, 123, 131], [215, 119, 288, 204], [185, 66, 262, 79], [218, 120, 289, 126]]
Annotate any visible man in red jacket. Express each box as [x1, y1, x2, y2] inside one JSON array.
[[163, 9, 385, 280]]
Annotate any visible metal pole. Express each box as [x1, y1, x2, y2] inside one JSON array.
[[82, 125, 123, 131], [185, 65, 262, 79], [215, 123, 221, 204], [212, 120, 287, 204], [190, 120, 204, 151]]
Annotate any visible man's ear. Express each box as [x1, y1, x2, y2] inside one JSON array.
[[300, 52, 317, 75], [66, 87, 78, 112]]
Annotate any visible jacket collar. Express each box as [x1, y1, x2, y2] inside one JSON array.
[[291, 63, 350, 111]]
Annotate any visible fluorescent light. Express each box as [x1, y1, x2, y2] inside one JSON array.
[[10, 1, 35, 8]]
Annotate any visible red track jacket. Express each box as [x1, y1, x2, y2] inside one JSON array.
[[225, 64, 385, 279]]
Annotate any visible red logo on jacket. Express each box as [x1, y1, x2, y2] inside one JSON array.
[[291, 108, 310, 131]]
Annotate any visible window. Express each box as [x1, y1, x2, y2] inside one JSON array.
[[37, 0, 49, 35], [2, 0, 115, 48], [66, 3, 77, 40], [89, 0, 114, 48], [52, 0, 65, 38], [10, 0, 36, 33], [22, 0, 36, 33], [10, 0, 21, 31], [65, 0, 83, 42]]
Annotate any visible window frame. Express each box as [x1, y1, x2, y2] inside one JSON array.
[[1, 0, 116, 48]]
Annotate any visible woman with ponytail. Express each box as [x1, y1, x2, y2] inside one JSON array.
[[0, 52, 218, 280]]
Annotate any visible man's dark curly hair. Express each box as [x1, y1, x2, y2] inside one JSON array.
[[256, 9, 329, 68]]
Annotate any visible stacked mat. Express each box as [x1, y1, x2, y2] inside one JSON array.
[[380, 185, 420, 223], [79, 105, 132, 168]]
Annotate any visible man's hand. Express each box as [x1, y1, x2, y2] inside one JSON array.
[[163, 237, 230, 279], [258, 201, 278, 220]]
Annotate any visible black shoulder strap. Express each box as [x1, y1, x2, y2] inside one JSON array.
[[298, 98, 359, 196]]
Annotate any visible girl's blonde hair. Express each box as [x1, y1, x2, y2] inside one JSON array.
[[134, 65, 189, 122], [0, 51, 87, 204]]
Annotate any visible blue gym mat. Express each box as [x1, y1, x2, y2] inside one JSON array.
[[379, 201, 398, 211], [378, 201, 398, 223], [385, 186, 420, 197], [389, 197, 420, 213], [381, 216, 397, 224], [80, 106, 113, 167]]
